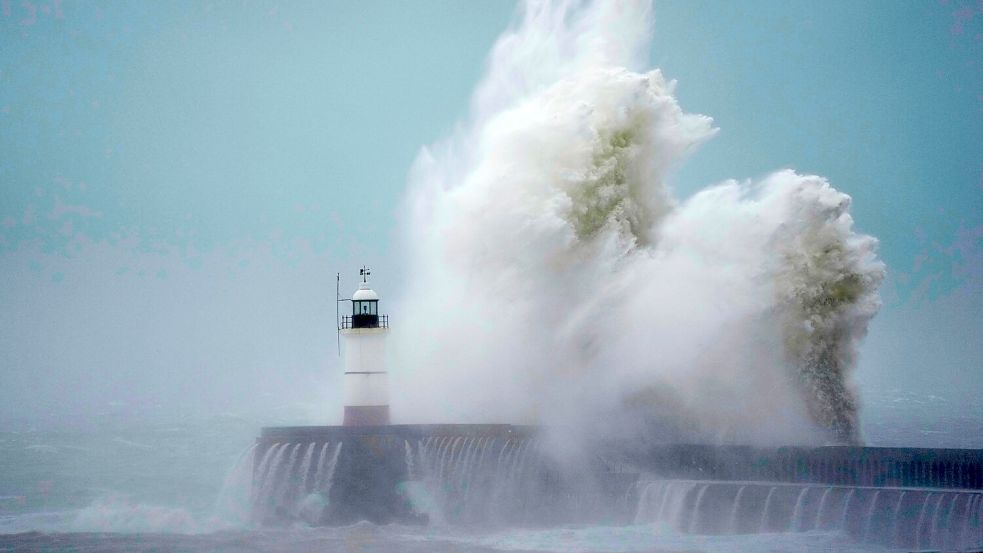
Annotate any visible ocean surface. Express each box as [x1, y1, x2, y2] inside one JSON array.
[[1, 392, 980, 552]]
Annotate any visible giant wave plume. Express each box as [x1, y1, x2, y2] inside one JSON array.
[[392, 0, 884, 447]]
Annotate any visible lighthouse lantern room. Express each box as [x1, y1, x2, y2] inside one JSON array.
[[339, 268, 390, 426]]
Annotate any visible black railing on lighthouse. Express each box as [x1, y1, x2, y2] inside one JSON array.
[[340, 314, 389, 330]]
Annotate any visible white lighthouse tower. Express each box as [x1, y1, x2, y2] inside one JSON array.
[[339, 268, 390, 426]]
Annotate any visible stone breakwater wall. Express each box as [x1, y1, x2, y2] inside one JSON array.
[[623, 444, 983, 489], [254, 425, 542, 525], [253, 425, 983, 529]]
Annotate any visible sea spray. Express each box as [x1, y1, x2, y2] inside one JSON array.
[[395, 0, 882, 446], [71, 496, 199, 534], [210, 443, 257, 528]]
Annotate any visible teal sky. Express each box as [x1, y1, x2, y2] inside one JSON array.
[[1, 1, 980, 428]]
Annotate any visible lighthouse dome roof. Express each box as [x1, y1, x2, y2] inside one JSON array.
[[352, 282, 379, 301]]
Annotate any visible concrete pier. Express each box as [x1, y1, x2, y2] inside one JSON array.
[[254, 425, 983, 528], [255, 425, 534, 524], [623, 444, 983, 490]]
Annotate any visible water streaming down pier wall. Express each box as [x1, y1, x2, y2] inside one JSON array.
[[254, 425, 983, 548], [632, 480, 983, 550], [406, 434, 633, 525], [620, 445, 983, 549], [254, 425, 629, 525]]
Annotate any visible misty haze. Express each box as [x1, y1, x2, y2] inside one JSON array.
[[1, 1, 981, 552]]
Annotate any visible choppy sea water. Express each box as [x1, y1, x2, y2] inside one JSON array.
[[1, 395, 980, 553], [0, 524, 894, 553]]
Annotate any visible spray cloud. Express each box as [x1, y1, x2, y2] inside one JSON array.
[[393, 0, 884, 446]]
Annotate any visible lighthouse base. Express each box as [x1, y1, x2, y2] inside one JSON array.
[[343, 405, 390, 426]]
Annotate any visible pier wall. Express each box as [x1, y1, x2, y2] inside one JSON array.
[[625, 444, 983, 490], [254, 425, 534, 525], [253, 425, 983, 528]]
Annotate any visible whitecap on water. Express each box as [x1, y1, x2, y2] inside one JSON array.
[[70, 496, 200, 534]]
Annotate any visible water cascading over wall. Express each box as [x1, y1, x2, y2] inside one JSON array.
[[405, 434, 633, 525], [619, 444, 983, 549], [251, 440, 343, 525], [250, 423, 983, 548], [251, 425, 635, 526], [632, 480, 983, 550]]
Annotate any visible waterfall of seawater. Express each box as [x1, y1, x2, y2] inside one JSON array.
[[630, 480, 697, 530], [404, 440, 417, 480], [251, 443, 285, 521], [914, 491, 934, 547], [293, 443, 315, 510], [401, 436, 572, 524], [312, 442, 331, 492], [727, 485, 746, 533], [318, 443, 342, 497], [245, 434, 983, 542], [924, 493, 945, 549], [789, 487, 810, 532], [250, 441, 343, 525], [840, 488, 856, 531], [889, 491, 905, 545], [812, 486, 832, 530], [860, 490, 880, 542], [687, 484, 709, 533], [631, 480, 983, 549], [758, 486, 776, 532], [244, 435, 983, 545], [210, 443, 257, 527], [273, 443, 303, 510]]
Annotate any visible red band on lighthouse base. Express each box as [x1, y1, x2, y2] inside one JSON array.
[[343, 405, 390, 426]]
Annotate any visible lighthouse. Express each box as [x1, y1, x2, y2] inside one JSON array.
[[340, 268, 390, 426]]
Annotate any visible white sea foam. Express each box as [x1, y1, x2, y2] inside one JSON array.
[[466, 525, 883, 553], [70, 496, 200, 534], [394, 0, 883, 446]]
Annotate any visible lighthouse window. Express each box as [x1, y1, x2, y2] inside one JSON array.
[[354, 301, 377, 315]]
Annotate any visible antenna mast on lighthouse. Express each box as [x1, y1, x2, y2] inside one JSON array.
[[336, 267, 371, 356], [336, 272, 341, 356]]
